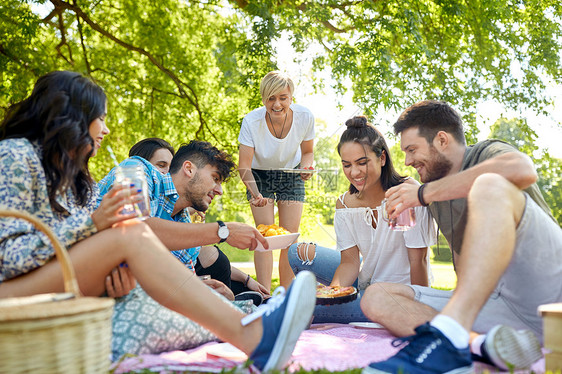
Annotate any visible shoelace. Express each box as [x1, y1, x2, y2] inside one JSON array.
[[391, 331, 442, 363], [240, 286, 286, 326], [391, 334, 418, 348]]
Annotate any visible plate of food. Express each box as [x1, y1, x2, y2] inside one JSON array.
[[255, 224, 300, 251], [316, 285, 358, 305], [349, 322, 384, 329], [278, 168, 317, 174]]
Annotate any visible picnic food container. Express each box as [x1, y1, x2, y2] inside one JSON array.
[[255, 224, 299, 251], [539, 303, 562, 371], [254, 232, 300, 251], [0, 210, 114, 373], [316, 286, 358, 306]]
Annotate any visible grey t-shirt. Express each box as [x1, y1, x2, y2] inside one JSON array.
[[429, 139, 554, 256]]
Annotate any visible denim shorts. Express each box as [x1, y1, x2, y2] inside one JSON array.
[[246, 168, 305, 202]]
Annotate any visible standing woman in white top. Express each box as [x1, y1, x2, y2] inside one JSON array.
[[288, 116, 436, 323], [238, 71, 315, 290]]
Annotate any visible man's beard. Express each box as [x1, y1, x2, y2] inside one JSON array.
[[422, 146, 453, 183], [184, 172, 209, 212]]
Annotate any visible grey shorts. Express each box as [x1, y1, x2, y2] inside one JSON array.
[[410, 194, 562, 343]]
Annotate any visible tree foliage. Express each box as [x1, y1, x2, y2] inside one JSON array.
[[2, 0, 562, 225], [303, 120, 347, 226], [489, 117, 539, 156], [1, 0, 281, 222], [232, 0, 562, 138], [489, 117, 562, 224], [1, 0, 274, 179]]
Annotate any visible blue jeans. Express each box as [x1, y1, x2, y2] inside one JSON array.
[[288, 243, 370, 323]]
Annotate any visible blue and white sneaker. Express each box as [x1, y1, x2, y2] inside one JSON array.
[[480, 325, 542, 370], [242, 271, 316, 372], [363, 323, 473, 374]]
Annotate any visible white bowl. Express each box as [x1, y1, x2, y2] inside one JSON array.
[[255, 233, 300, 251]]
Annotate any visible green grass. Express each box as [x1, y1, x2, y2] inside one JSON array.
[[219, 243, 254, 262]]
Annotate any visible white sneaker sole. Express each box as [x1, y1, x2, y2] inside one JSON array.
[[262, 271, 316, 372], [484, 325, 542, 370]]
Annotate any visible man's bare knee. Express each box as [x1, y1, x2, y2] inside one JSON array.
[[469, 173, 525, 220], [198, 246, 219, 268], [470, 173, 518, 201], [361, 283, 415, 317], [362, 282, 414, 303], [296, 243, 316, 264]]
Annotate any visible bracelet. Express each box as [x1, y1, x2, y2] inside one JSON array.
[[243, 274, 251, 288], [418, 183, 429, 207]]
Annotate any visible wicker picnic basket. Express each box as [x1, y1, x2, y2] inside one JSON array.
[[0, 210, 115, 373]]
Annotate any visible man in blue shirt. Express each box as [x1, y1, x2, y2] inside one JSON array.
[[98, 140, 269, 300]]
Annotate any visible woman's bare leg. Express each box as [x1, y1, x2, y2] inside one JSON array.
[[251, 202, 275, 291], [278, 200, 304, 288], [0, 221, 262, 354]]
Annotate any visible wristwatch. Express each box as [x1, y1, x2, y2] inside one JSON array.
[[217, 220, 229, 243]]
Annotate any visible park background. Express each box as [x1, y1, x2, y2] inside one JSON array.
[[2, 0, 562, 291]]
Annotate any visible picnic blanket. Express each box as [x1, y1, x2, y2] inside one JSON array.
[[111, 323, 546, 373]]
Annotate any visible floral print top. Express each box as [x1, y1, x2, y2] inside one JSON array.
[[0, 138, 98, 283]]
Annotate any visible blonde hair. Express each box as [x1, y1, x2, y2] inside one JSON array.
[[260, 71, 294, 105]]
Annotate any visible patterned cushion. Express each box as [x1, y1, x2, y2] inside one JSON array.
[[111, 285, 255, 361]]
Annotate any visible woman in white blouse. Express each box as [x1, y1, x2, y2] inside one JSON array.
[[288, 116, 436, 323], [238, 71, 315, 290]]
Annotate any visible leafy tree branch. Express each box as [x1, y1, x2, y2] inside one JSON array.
[[48, 0, 208, 136]]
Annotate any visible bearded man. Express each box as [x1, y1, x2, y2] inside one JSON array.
[[98, 140, 269, 301], [361, 100, 561, 374]]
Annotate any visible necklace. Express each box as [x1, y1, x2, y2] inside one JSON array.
[[267, 111, 288, 138]]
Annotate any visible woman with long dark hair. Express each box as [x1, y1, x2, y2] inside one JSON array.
[[288, 116, 436, 323], [0, 70, 315, 371]]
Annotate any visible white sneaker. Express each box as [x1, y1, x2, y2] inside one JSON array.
[[482, 325, 542, 370]]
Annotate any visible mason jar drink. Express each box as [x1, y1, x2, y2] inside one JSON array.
[[114, 164, 151, 219]]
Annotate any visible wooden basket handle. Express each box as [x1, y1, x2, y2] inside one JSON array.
[[0, 209, 82, 296]]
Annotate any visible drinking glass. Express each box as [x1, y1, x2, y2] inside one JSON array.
[[114, 164, 151, 219], [380, 199, 416, 231]]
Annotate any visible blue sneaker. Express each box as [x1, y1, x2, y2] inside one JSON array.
[[242, 271, 316, 372], [362, 323, 473, 374]]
